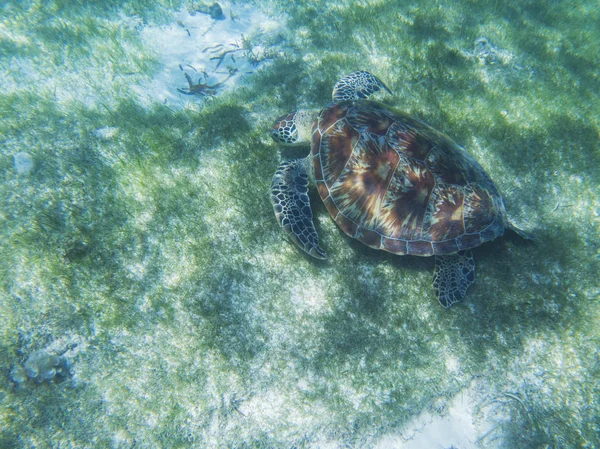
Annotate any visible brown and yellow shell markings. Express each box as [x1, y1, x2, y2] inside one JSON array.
[[312, 100, 507, 257]]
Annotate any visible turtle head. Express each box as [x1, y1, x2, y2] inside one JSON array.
[[271, 109, 315, 146]]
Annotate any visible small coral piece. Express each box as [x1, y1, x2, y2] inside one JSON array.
[[11, 350, 69, 385]]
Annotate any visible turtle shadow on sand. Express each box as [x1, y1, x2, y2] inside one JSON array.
[[292, 216, 589, 447]]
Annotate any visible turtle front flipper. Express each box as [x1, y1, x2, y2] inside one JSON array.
[[332, 71, 392, 102], [271, 158, 326, 259], [433, 251, 475, 308]]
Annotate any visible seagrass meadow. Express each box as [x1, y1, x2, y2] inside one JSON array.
[[0, 0, 598, 447]]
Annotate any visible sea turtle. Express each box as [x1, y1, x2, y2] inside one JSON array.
[[270, 71, 531, 307]]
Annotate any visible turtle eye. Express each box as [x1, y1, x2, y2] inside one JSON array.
[[271, 112, 299, 144]]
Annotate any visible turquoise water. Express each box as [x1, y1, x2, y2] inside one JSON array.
[[1, 1, 598, 447]]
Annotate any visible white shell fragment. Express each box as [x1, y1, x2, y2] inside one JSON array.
[[13, 152, 34, 175], [93, 126, 119, 140]]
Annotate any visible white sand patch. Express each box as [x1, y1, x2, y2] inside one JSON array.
[[444, 353, 460, 373], [239, 388, 328, 437], [289, 278, 329, 315], [375, 381, 507, 449], [134, 2, 285, 108]]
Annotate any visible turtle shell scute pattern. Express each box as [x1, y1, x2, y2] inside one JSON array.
[[311, 100, 507, 256]]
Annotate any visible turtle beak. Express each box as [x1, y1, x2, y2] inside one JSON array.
[[271, 112, 299, 145]]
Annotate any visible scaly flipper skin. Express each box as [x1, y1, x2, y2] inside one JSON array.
[[332, 71, 392, 102], [433, 251, 475, 308], [508, 221, 534, 241], [271, 158, 326, 259]]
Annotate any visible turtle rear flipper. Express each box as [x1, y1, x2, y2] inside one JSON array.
[[508, 220, 534, 241], [271, 158, 326, 259], [433, 251, 475, 308], [332, 71, 392, 102]]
